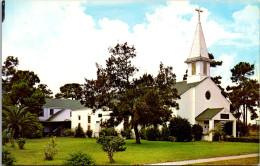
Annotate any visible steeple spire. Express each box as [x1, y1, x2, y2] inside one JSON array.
[[187, 7, 209, 60], [185, 7, 211, 83]]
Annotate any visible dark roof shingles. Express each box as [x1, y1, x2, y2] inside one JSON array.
[[195, 108, 224, 120], [42, 98, 84, 109]]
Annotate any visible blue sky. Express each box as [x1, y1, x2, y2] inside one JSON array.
[[2, 1, 259, 95]]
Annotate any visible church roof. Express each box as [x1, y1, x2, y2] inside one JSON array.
[[174, 78, 206, 95], [43, 98, 84, 109], [195, 108, 224, 120], [187, 8, 209, 61]]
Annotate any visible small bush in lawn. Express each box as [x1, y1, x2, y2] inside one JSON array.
[[64, 151, 95, 165], [74, 124, 86, 138], [99, 127, 118, 137], [97, 136, 126, 163], [169, 116, 192, 142], [237, 121, 249, 137], [2, 130, 10, 145], [191, 124, 203, 141], [145, 127, 160, 141], [2, 147, 16, 165], [86, 130, 93, 138], [64, 128, 74, 137], [17, 138, 26, 149], [121, 128, 132, 139], [44, 136, 59, 160], [161, 126, 170, 141]]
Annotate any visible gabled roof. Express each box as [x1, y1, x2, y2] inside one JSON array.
[[174, 78, 206, 95], [43, 98, 84, 109], [195, 108, 224, 120]]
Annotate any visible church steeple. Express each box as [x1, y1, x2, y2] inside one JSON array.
[[185, 7, 211, 84]]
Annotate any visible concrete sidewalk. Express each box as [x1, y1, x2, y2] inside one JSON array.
[[149, 153, 259, 165]]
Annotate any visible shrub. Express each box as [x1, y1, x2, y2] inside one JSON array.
[[97, 136, 126, 163], [139, 128, 146, 139], [226, 137, 259, 143], [161, 126, 170, 141], [121, 128, 132, 139], [64, 128, 74, 137], [145, 127, 160, 141], [2, 130, 10, 145], [44, 136, 59, 160], [24, 123, 43, 138], [211, 123, 226, 141], [17, 138, 26, 149], [2, 147, 16, 165], [86, 130, 93, 138], [64, 151, 95, 165], [169, 116, 192, 142], [237, 121, 249, 137], [10, 138, 15, 148], [74, 124, 86, 138], [99, 127, 118, 137], [191, 124, 203, 141]]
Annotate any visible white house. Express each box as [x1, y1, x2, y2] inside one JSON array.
[[71, 108, 124, 137], [173, 9, 236, 140], [71, 9, 236, 141], [39, 98, 84, 135]]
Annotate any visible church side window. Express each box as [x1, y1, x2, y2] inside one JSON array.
[[203, 62, 207, 75], [192, 63, 196, 75]]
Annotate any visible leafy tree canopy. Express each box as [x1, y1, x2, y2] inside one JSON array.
[[2, 56, 49, 115], [55, 83, 83, 100]]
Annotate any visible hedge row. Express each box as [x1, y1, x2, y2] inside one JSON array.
[[226, 137, 259, 143]]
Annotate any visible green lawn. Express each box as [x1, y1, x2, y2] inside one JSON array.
[[4, 137, 259, 165]]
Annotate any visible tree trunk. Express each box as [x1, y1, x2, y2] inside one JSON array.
[[123, 116, 129, 130], [243, 104, 246, 124], [133, 124, 141, 144], [108, 151, 114, 163], [245, 106, 248, 125]]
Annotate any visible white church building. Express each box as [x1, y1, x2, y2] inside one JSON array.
[[71, 9, 236, 141], [173, 8, 236, 140]]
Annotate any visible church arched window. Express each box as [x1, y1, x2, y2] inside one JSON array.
[[205, 91, 211, 100]]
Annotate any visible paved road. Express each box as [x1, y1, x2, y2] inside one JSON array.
[[149, 153, 259, 165]]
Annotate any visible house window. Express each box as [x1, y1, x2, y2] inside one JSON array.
[[88, 125, 91, 131], [98, 114, 102, 118], [78, 115, 81, 120], [203, 62, 207, 75], [88, 116, 91, 123], [221, 114, 229, 119], [50, 109, 54, 116], [204, 121, 209, 124], [192, 63, 196, 75], [70, 111, 72, 117], [205, 91, 211, 100]]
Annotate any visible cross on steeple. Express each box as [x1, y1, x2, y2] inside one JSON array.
[[195, 7, 203, 22]]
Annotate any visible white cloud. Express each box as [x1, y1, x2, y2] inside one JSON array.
[[211, 53, 237, 88], [3, 1, 254, 95]]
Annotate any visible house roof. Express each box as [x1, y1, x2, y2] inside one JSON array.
[[42, 98, 84, 109], [195, 108, 224, 120], [174, 79, 205, 95]]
